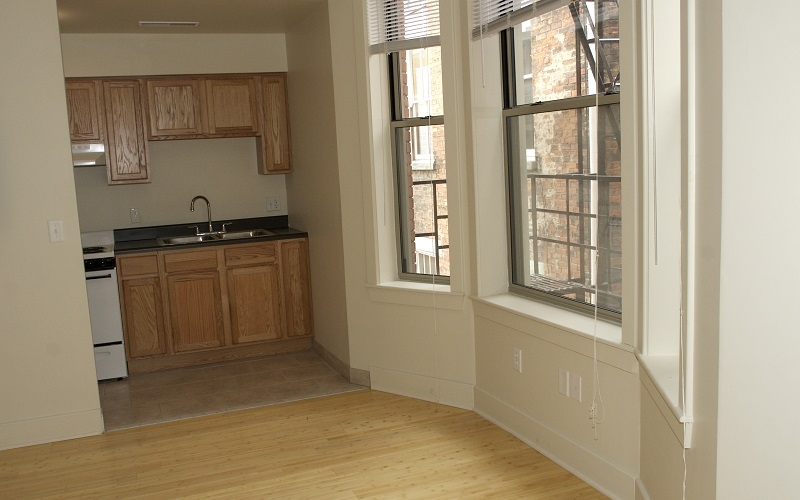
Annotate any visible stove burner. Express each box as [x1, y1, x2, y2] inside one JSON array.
[[82, 246, 108, 254]]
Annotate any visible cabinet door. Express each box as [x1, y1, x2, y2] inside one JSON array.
[[167, 270, 225, 352], [121, 277, 167, 358], [102, 80, 150, 184], [281, 239, 313, 338], [145, 78, 205, 138], [65, 81, 104, 142], [227, 263, 284, 344], [205, 77, 259, 135], [258, 75, 292, 174]]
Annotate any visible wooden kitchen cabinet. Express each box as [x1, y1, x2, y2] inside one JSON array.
[[118, 238, 313, 373], [144, 78, 205, 139], [258, 74, 292, 174], [65, 80, 105, 142], [163, 250, 226, 353], [66, 72, 291, 181], [205, 77, 260, 135], [280, 239, 313, 338], [102, 80, 150, 184], [117, 254, 168, 359], [225, 243, 284, 344]]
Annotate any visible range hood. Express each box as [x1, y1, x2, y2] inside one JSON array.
[[72, 143, 106, 167]]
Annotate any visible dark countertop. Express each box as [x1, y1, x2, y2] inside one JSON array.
[[114, 216, 308, 254]]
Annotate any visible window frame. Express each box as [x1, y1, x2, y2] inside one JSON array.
[[500, 12, 622, 322], [387, 50, 450, 284]]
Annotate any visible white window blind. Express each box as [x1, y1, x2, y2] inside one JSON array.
[[367, 0, 441, 54], [471, 0, 569, 39]]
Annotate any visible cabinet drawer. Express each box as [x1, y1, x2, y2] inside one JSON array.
[[224, 243, 276, 267], [164, 249, 218, 273], [118, 254, 158, 277]]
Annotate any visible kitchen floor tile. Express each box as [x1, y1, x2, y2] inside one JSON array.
[[99, 350, 366, 432]]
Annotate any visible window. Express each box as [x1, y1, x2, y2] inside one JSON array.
[[390, 46, 449, 280], [368, 0, 449, 282], [501, 0, 621, 318]]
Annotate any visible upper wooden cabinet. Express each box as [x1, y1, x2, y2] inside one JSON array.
[[102, 80, 150, 184], [205, 77, 260, 135], [144, 78, 205, 139], [65, 81, 105, 142], [258, 75, 292, 174], [66, 72, 291, 184]]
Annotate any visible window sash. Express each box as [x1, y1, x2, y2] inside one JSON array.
[[505, 97, 621, 320]]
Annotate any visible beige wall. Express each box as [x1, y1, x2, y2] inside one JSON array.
[[0, 0, 103, 450], [284, 3, 351, 365], [327, 0, 475, 407], [60, 33, 287, 77], [73, 138, 286, 231], [60, 34, 290, 232]]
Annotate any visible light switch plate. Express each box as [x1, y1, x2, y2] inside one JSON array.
[[47, 220, 64, 242]]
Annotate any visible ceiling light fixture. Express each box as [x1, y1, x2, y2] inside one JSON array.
[[138, 21, 199, 28]]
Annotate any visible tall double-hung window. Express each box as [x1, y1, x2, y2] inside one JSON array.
[[479, 0, 621, 317], [368, 0, 449, 282]]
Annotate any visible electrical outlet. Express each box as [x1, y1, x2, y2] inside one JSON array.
[[558, 369, 569, 397], [570, 373, 582, 402], [512, 347, 522, 373], [130, 208, 141, 224], [266, 197, 281, 212]]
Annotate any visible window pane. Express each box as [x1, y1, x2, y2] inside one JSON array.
[[396, 124, 449, 277], [508, 104, 621, 312], [399, 46, 443, 119], [512, 1, 620, 106]]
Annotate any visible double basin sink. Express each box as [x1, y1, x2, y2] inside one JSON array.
[[157, 229, 275, 246]]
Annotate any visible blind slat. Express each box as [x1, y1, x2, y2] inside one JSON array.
[[471, 0, 570, 39], [368, 0, 441, 53]]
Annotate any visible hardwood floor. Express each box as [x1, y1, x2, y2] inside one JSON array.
[[0, 390, 606, 498]]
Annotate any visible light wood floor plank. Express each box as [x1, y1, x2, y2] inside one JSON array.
[[0, 390, 606, 499]]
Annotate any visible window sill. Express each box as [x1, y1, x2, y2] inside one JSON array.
[[366, 281, 465, 310], [472, 293, 636, 373], [636, 353, 693, 448]]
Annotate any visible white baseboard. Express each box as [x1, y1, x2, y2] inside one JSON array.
[[0, 408, 104, 451], [474, 387, 635, 500], [370, 366, 474, 410], [635, 477, 652, 500]]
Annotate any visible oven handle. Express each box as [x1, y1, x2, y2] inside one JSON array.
[[86, 274, 113, 280]]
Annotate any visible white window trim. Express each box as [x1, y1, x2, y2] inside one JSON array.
[[363, 0, 468, 299], [631, 0, 695, 447]]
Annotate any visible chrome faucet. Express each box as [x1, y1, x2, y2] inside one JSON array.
[[190, 195, 213, 233]]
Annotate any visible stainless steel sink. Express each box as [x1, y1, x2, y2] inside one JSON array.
[[218, 229, 274, 240], [157, 229, 274, 246]]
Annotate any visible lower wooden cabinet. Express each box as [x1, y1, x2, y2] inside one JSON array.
[[281, 239, 313, 338], [227, 263, 283, 344], [116, 238, 313, 373], [167, 270, 226, 352], [120, 276, 167, 358]]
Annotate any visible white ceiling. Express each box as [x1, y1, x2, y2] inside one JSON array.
[[57, 0, 325, 34]]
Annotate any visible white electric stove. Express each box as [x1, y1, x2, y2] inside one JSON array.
[[81, 231, 128, 380]]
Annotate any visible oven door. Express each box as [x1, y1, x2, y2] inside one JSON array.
[[85, 268, 124, 345], [86, 267, 128, 380]]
